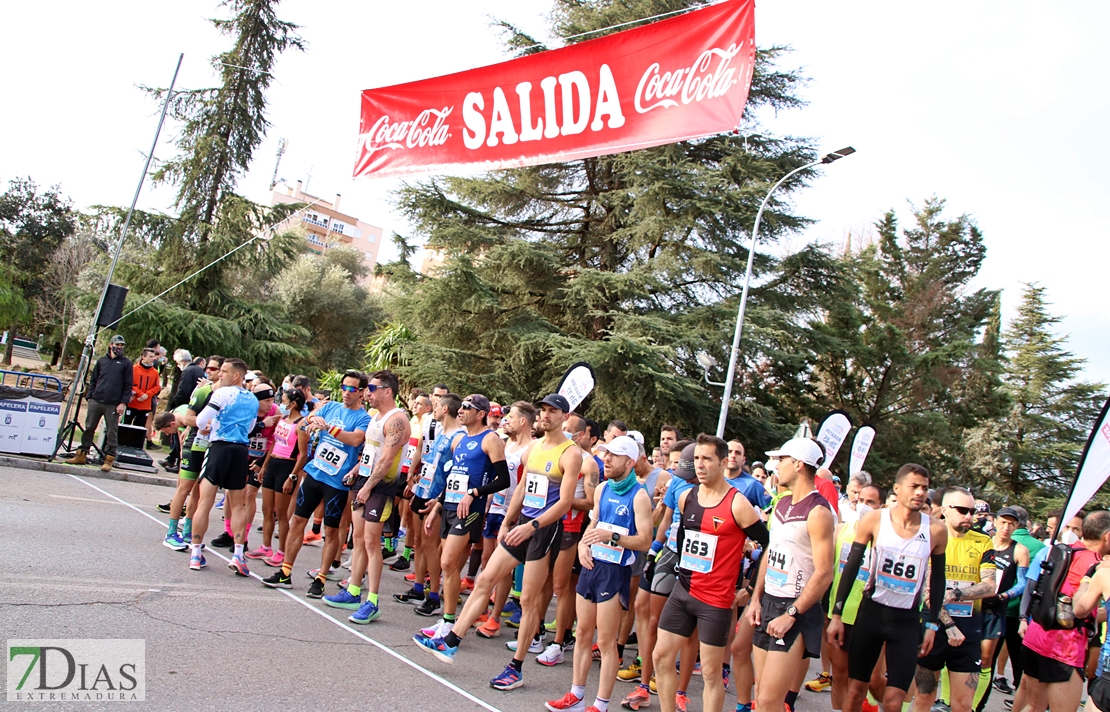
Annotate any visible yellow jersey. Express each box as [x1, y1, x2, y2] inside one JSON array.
[[944, 529, 995, 618]]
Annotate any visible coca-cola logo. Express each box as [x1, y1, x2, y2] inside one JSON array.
[[635, 43, 747, 114], [362, 107, 452, 155]]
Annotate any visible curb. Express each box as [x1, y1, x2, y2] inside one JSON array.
[[0, 454, 177, 488]]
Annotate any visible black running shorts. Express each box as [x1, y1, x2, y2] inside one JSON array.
[[261, 457, 296, 491], [1022, 647, 1081, 685], [441, 507, 482, 544], [751, 593, 824, 659], [200, 441, 249, 491], [917, 621, 983, 674], [295, 474, 348, 529], [847, 597, 923, 691], [658, 582, 731, 647], [501, 516, 562, 563]]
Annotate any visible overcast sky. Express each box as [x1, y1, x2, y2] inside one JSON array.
[[3, 0, 1107, 385]]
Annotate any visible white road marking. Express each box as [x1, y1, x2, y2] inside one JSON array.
[[48, 494, 130, 505], [69, 474, 502, 712]]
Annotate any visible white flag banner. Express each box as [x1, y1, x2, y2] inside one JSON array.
[[556, 362, 596, 413], [1061, 397, 1110, 529], [849, 425, 876, 475], [816, 410, 854, 469]]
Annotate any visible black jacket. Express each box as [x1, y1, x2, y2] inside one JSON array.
[[88, 352, 133, 405], [170, 362, 206, 409]]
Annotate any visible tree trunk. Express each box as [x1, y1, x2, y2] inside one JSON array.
[[1, 321, 15, 366], [57, 302, 71, 371]]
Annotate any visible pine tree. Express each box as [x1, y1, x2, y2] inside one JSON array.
[[1001, 284, 1106, 494]]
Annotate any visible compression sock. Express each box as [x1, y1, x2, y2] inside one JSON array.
[[513, 563, 524, 594], [414, 582, 424, 595], [617, 644, 626, 661], [224, 517, 233, 536], [784, 691, 799, 712], [941, 668, 951, 707], [347, 584, 361, 597], [168, 518, 179, 536], [572, 685, 587, 700], [404, 546, 414, 559], [468, 549, 482, 578], [973, 666, 993, 711], [312, 519, 321, 535], [181, 518, 192, 540]]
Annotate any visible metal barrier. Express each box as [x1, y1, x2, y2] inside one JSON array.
[[0, 369, 64, 393]]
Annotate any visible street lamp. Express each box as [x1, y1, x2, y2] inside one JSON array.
[[715, 146, 856, 438], [696, 351, 725, 387]]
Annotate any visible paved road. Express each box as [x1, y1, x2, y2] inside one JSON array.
[[0, 465, 1018, 711]]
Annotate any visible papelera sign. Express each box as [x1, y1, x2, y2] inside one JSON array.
[[353, 0, 755, 179]]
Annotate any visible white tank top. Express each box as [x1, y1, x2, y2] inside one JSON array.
[[764, 491, 832, 599], [490, 440, 526, 516], [867, 508, 932, 609]]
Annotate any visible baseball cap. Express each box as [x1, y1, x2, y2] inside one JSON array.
[[489, 402, 503, 419], [109, 335, 126, 345], [996, 507, 1022, 522], [597, 435, 639, 461], [672, 442, 696, 481], [244, 371, 258, 383], [537, 393, 571, 412], [975, 501, 992, 515], [462, 394, 490, 413], [627, 430, 645, 445], [766, 438, 824, 467]]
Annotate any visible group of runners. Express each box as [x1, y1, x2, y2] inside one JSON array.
[[148, 355, 1110, 712]]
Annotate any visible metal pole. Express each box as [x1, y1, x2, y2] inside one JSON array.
[[54, 54, 183, 453], [715, 160, 821, 438]]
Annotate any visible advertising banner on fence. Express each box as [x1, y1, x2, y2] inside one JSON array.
[[354, 0, 755, 179]]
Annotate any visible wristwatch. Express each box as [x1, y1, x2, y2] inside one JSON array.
[[289, 474, 298, 483], [531, 519, 540, 530], [951, 588, 964, 601], [609, 532, 622, 546], [924, 622, 940, 632], [469, 488, 479, 498], [786, 605, 798, 618]]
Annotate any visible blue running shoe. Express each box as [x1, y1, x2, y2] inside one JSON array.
[[215, 493, 225, 509], [412, 634, 458, 664], [501, 599, 521, 618], [506, 607, 522, 628], [490, 663, 523, 690], [189, 553, 206, 570], [324, 588, 362, 610], [228, 556, 250, 577], [348, 600, 381, 624], [163, 533, 188, 551]]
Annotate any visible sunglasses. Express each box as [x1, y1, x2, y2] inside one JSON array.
[[946, 505, 975, 516], [339, 384, 360, 393], [460, 402, 478, 411], [205, 366, 219, 372], [365, 384, 377, 393]]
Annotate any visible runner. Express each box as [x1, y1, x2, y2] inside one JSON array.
[[250, 388, 308, 568], [1068, 517, 1110, 712], [397, 393, 461, 615], [412, 393, 581, 694], [828, 464, 948, 712], [324, 370, 409, 621], [188, 358, 261, 575], [726, 439, 769, 509], [392, 391, 432, 572], [658, 426, 681, 459], [655, 434, 769, 712], [261, 370, 370, 597], [992, 506, 1043, 696], [238, 381, 278, 556], [477, 401, 535, 638], [910, 488, 998, 712], [748, 438, 835, 712], [545, 435, 654, 712]]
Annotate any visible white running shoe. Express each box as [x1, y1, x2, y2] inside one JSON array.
[[419, 618, 453, 640], [536, 642, 565, 666], [506, 631, 547, 654]]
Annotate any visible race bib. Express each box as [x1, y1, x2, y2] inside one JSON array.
[[945, 580, 975, 617], [358, 445, 378, 478], [402, 440, 418, 474], [492, 491, 506, 507], [876, 553, 923, 595], [666, 521, 680, 551], [417, 459, 435, 492], [680, 530, 718, 574], [838, 542, 872, 583], [193, 432, 210, 451], [764, 545, 792, 589], [248, 437, 267, 458], [591, 522, 629, 564], [523, 473, 549, 510], [445, 472, 468, 504], [313, 441, 348, 477]]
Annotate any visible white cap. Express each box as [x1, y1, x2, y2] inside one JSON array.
[[766, 438, 824, 467], [598, 435, 639, 461], [627, 430, 645, 445]]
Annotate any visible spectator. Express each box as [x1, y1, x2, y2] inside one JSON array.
[[65, 335, 132, 472], [125, 347, 162, 447]]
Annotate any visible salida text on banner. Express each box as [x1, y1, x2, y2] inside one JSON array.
[[354, 0, 755, 179]]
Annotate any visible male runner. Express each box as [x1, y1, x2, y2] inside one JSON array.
[[829, 464, 948, 712], [1067, 516, 1110, 712], [911, 488, 998, 712], [262, 370, 370, 597], [726, 439, 769, 509], [413, 393, 581, 694], [396, 393, 461, 615], [324, 370, 409, 621], [654, 434, 769, 712], [392, 391, 431, 571], [658, 426, 680, 458], [748, 438, 835, 712], [188, 359, 260, 575], [545, 435, 653, 712]]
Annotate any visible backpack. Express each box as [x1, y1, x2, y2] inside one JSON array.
[[1029, 543, 1099, 630]]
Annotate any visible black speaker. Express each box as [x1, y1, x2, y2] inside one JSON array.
[[96, 284, 128, 328]]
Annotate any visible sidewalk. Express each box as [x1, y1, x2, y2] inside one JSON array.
[[0, 452, 176, 488]]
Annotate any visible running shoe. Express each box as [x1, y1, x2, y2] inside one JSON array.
[[536, 643, 565, 666], [414, 597, 442, 617], [420, 619, 453, 639], [675, 692, 689, 712], [228, 556, 250, 577], [459, 578, 474, 594], [592, 643, 601, 661], [262, 571, 292, 588], [389, 555, 410, 572], [621, 686, 651, 710], [501, 599, 521, 618], [307, 567, 341, 581], [506, 633, 546, 654], [324, 588, 363, 610], [189, 552, 206, 570], [263, 551, 285, 567], [545, 619, 558, 633], [476, 618, 502, 638], [862, 699, 879, 712], [405, 572, 417, 582], [723, 665, 731, 690], [412, 634, 457, 664], [626, 631, 638, 648], [303, 531, 323, 546], [545, 691, 585, 712], [306, 579, 325, 599], [563, 635, 576, 651], [585, 707, 601, 712], [163, 533, 189, 551], [489, 664, 523, 691], [617, 658, 642, 682], [1003, 700, 1013, 710], [210, 531, 233, 549], [506, 607, 522, 628], [931, 702, 951, 712], [156, 502, 172, 513], [215, 493, 225, 509], [245, 545, 272, 560], [649, 675, 656, 695], [805, 672, 832, 692], [348, 600, 381, 624], [993, 677, 1014, 695], [692, 661, 701, 676], [393, 587, 426, 604], [340, 556, 352, 570]]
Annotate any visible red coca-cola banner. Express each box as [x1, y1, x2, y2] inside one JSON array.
[[354, 0, 755, 179]]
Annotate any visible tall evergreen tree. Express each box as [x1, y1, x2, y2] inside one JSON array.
[[1000, 283, 1106, 493]]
